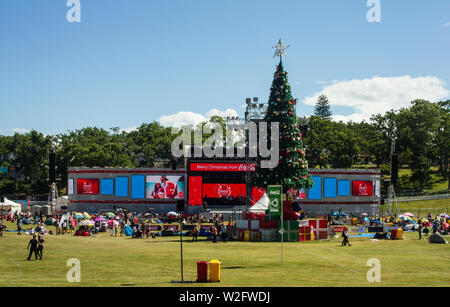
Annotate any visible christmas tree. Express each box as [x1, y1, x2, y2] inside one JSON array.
[[252, 40, 314, 193]]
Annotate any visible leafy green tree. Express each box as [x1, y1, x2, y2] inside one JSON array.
[[314, 95, 332, 120], [396, 100, 442, 190], [303, 117, 359, 169]]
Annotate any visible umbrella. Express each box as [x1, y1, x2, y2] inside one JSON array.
[[166, 211, 179, 217], [105, 212, 115, 217], [94, 216, 105, 222], [79, 220, 95, 227], [74, 213, 84, 219], [107, 220, 119, 227], [83, 212, 91, 219], [360, 213, 368, 216], [440, 213, 448, 218], [402, 212, 414, 217]]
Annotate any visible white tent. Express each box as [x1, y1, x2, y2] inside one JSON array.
[[55, 196, 68, 211], [1, 198, 22, 214], [248, 193, 270, 213]]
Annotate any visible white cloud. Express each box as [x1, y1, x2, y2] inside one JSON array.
[[11, 128, 31, 134], [443, 22, 450, 27], [119, 127, 138, 133], [304, 75, 449, 122], [158, 108, 239, 128]]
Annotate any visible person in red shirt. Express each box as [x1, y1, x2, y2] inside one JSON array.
[[161, 176, 178, 199], [151, 183, 165, 199]]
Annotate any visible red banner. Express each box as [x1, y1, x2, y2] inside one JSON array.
[[203, 183, 246, 198], [77, 179, 99, 195], [352, 181, 373, 196], [190, 163, 255, 172], [251, 187, 266, 206], [188, 176, 203, 206]]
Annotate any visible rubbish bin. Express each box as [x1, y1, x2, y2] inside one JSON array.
[[197, 261, 209, 282], [396, 228, 403, 240], [390, 228, 397, 240], [209, 259, 221, 282], [244, 230, 251, 242]]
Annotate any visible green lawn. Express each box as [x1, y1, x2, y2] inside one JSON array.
[[1, 223, 449, 287], [383, 199, 450, 217]]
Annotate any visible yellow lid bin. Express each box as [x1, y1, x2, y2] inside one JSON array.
[[396, 228, 403, 240], [244, 230, 251, 242], [209, 259, 221, 282]]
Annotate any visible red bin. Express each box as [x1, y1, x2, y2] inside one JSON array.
[[197, 261, 209, 282], [390, 228, 397, 240]]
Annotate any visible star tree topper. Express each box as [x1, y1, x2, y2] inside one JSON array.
[[273, 38, 290, 60]]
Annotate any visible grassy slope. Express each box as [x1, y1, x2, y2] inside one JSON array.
[[1, 226, 449, 287]]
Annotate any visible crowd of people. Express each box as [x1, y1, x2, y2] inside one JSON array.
[[1, 206, 448, 262]]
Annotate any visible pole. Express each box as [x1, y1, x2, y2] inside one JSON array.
[[180, 220, 184, 283], [281, 194, 284, 265]]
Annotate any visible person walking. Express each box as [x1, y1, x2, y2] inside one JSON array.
[[27, 235, 39, 261], [192, 224, 199, 242], [0, 219, 3, 237], [221, 224, 227, 243], [418, 223, 422, 240], [120, 220, 125, 237], [37, 235, 45, 260], [17, 218, 22, 235], [341, 227, 351, 247], [212, 226, 218, 243]]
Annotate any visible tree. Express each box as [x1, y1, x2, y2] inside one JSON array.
[[303, 117, 359, 169], [252, 60, 313, 191], [435, 100, 449, 190], [314, 95, 332, 120], [396, 100, 442, 190]]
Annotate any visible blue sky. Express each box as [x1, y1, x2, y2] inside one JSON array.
[[1, 0, 449, 135]]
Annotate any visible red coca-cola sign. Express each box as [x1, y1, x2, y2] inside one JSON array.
[[352, 181, 373, 196], [203, 183, 246, 198], [190, 163, 255, 172], [77, 179, 99, 195]]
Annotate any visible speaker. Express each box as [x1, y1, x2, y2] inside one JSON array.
[[176, 199, 185, 212], [49, 150, 56, 183], [391, 154, 399, 186]]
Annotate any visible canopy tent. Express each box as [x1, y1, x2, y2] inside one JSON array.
[[429, 233, 447, 244], [1, 198, 22, 214], [248, 193, 270, 213], [55, 196, 68, 211]]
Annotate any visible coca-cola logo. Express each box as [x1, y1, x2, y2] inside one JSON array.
[[83, 182, 92, 193], [359, 183, 367, 194], [217, 184, 231, 197]]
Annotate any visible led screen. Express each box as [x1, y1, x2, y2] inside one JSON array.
[[115, 177, 129, 197], [338, 180, 350, 196], [352, 181, 373, 196], [77, 179, 99, 195], [100, 178, 114, 195], [146, 175, 184, 199], [203, 183, 246, 199], [308, 176, 322, 200], [190, 163, 255, 172], [131, 175, 145, 199], [189, 176, 202, 206], [324, 178, 337, 198]]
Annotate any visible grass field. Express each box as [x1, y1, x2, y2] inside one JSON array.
[[1, 222, 449, 287]]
